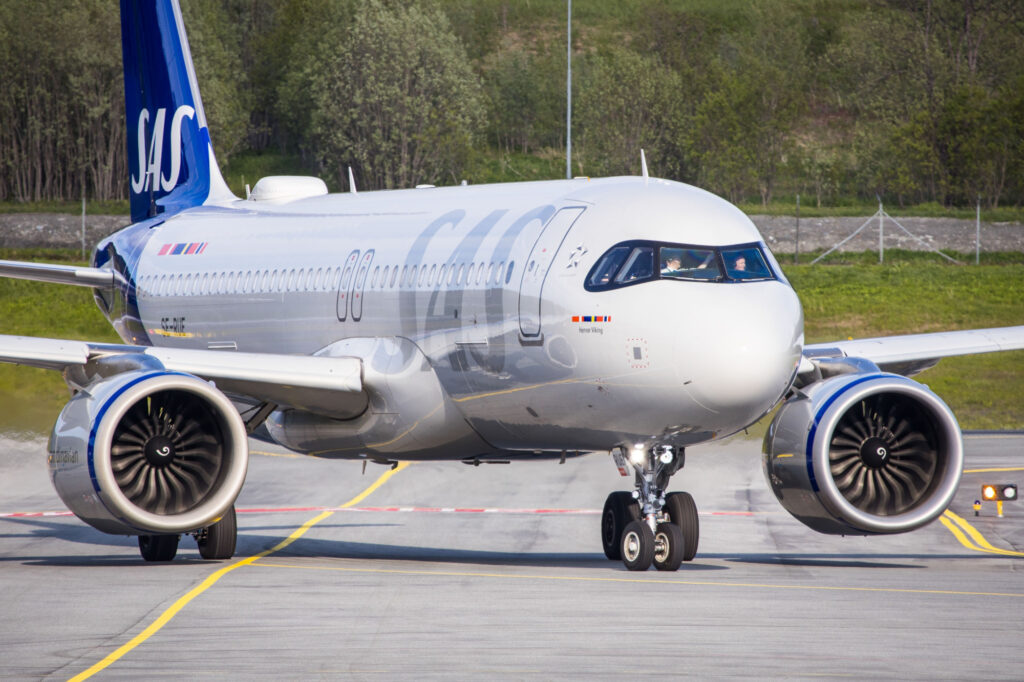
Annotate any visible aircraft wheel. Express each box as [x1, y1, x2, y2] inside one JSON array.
[[665, 491, 699, 561], [601, 492, 640, 560], [653, 522, 685, 571], [620, 520, 655, 571], [139, 534, 179, 562], [197, 506, 237, 560]]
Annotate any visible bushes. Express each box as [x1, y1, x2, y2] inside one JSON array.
[[2, 0, 1023, 206]]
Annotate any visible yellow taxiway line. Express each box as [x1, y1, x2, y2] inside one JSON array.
[[68, 463, 409, 681], [939, 509, 1024, 558], [963, 466, 1024, 474]]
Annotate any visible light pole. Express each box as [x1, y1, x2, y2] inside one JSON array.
[[566, 0, 572, 180]]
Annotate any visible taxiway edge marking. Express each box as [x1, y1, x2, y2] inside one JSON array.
[[67, 462, 409, 681]]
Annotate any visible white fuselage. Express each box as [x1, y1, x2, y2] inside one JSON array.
[[100, 176, 804, 459]]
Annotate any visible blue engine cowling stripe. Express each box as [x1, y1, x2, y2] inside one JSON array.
[[87, 371, 193, 524], [804, 374, 886, 493]]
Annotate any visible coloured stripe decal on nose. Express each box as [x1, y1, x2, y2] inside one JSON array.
[[158, 242, 208, 255]]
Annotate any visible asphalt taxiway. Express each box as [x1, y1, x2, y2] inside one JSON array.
[[1, 432, 1021, 680]]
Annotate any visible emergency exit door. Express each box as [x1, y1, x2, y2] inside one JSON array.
[[518, 207, 585, 337]]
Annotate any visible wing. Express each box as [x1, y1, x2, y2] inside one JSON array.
[[0, 259, 125, 287], [800, 325, 1024, 378], [0, 334, 365, 419]]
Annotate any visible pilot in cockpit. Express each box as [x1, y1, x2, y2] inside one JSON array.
[[661, 255, 683, 275]]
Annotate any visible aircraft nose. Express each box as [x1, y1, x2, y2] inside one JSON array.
[[675, 283, 803, 418]]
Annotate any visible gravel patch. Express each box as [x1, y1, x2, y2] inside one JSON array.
[[751, 215, 1024, 254]]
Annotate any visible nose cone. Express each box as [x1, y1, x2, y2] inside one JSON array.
[[674, 282, 803, 428]]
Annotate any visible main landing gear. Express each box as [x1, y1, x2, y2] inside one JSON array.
[[601, 445, 699, 571], [137, 505, 238, 562]]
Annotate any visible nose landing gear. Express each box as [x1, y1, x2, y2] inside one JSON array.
[[601, 445, 699, 571]]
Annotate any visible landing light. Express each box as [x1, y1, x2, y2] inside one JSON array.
[[629, 445, 646, 465]]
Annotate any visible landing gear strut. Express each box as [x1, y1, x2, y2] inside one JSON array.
[[601, 445, 699, 571]]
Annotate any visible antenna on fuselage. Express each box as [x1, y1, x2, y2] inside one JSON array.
[[348, 166, 358, 195], [640, 149, 649, 184]]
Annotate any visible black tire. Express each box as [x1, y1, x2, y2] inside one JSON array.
[[139, 534, 179, 562], [197, 506, 237, 560], [601, 491, 640, 560], [620, 520, 655, 571], [665, 491, 699, 561], [653, 522, 685, 571]]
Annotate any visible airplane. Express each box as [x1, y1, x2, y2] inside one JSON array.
[[1, 0, 1023, 572]]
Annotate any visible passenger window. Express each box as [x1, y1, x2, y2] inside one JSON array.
[[614, 247, 654, 284], [505, 261, 515, 284], [722, 247, 772, 281], [389, 266, 398, 288]]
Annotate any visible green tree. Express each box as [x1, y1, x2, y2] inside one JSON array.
[[306, 1, 485, 190], [179, 0, 251, 164], [0, 0, 124, 202], [482, 45, 564, 154], [575, 47, 684, 178]]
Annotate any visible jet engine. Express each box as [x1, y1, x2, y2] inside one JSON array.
[[763, 373, 962, 535], [48, 370, 248, 536]]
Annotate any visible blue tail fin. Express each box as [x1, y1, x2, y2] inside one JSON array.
[[120, 0, 235, 223]]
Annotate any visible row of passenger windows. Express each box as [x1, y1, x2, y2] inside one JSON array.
[[136, 260, 516, 298]]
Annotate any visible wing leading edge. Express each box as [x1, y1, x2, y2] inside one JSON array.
[[0, 334, 365, 419], [0, 259, 125, 288], [801, 325, 1024, 377]]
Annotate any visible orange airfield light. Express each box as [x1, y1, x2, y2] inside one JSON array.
[[981, 484, 1018, 501]]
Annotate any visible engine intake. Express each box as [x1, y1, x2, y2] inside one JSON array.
[[48, 370, 248, 535], [763, 373, 962, 535]]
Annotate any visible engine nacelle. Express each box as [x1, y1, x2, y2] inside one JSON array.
[[763, 373, 962, 535], [48, 370, 248, 535]]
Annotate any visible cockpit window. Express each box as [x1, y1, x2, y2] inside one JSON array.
[[660, 246, 720, 281], [614, 246, 654, 284], [721, 246, 772, 281], [585, 240, 777, 291], [587, 246, 630, 288]]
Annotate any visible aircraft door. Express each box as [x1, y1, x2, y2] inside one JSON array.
[[336, 250, 360, 321], [351, 250, 374, 321], [518, 207, 585, 337]]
